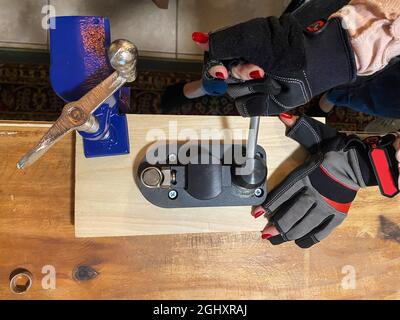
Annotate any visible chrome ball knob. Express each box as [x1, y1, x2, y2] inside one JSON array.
[[108, 39, 138, 82]]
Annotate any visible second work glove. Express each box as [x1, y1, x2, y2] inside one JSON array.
[[262, 115, 399, 248], [208, 15, 357, 116]]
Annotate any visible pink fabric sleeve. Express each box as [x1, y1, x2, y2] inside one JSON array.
[[332, 0, 400, 76]]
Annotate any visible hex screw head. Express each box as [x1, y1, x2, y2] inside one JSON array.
[[254, 188, 264, 198], [168, 190, 178, 200], [168, 154, 177, 164]]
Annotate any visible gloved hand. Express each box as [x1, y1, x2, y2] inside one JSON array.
[[206, 15, 357, 116], [255, 114, 399, 248]]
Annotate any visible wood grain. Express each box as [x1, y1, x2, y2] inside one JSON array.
[[0, 121, 399, 300], [75, 115, 314, 237]]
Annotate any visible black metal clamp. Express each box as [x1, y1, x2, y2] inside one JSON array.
[[137, 116, 268, 208]]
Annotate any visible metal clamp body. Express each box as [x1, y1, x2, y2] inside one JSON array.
[[50, 16, 130, 158], [137, 143, 268, 208]]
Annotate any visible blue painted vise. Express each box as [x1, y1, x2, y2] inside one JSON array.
[[50, 16, 131, 158]]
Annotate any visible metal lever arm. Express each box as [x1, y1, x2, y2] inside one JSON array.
[[247, 116, 260, 161], [237, 116, 260, 175], [17, 40, 138, 169]]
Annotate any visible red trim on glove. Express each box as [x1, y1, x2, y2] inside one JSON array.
[[306, 20, 327, 33], [322, 196, 352, 214], [370, 148, 399, 198]]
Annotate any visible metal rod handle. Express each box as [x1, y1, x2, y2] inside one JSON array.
[[247, 116, 260, 161]]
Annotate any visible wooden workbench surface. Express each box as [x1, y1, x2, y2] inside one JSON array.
[[0, 121, 399, 300]]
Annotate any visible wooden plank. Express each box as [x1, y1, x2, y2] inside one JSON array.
[[75, 115, 316, 237], [0, 122, 399, 300]]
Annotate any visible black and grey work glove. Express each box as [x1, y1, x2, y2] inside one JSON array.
[[263, 116, 399, 249], [207, 14, 357, 116]]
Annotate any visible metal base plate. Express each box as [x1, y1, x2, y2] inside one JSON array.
[[137, 143, 268, 208]]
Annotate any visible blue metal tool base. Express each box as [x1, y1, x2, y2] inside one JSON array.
[[82, 104, 130, 158], [50, 16, 130, 159]]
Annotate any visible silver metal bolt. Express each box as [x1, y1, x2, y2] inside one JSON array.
[[168, 154, 177, 164], [254, 188, 264, 198], [168, 190, 178, 200], [141, 167, 164, 189]]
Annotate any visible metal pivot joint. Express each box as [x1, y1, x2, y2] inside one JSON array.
[[17, 17, 138, 169]]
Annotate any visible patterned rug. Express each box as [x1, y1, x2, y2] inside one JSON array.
[[0, 62, 375, 131]]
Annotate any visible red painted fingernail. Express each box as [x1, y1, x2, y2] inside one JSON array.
[[192, 32, 209, 44], [279, 112, 293, 119], [262, 234, 273, 240], [254, 211, 265, 219], [215, 72, 225, 79], [250, 70, 263, 79]]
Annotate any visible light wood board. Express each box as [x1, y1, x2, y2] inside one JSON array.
[[75, 115, 321, 238]]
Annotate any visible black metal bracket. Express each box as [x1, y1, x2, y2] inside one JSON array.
[[136, 143, 268, 208]]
